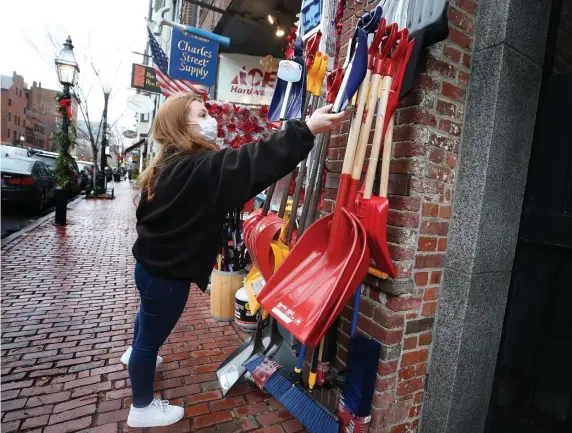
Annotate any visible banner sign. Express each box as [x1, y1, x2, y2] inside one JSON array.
[[131, 64, 161, 94], [216, 53, 279, 105], [169, 28, 218, 87]]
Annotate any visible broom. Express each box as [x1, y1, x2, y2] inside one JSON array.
[[245, 350, 339, 433], [341, 285, 381, 417]]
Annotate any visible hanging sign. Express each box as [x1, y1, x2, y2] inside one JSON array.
[[169, 28, 218, 87], [216, 53, 280, 105], [300, 0, 322, 40], [131, 64, 161, 94]]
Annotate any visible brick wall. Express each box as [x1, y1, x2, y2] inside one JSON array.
[[322, 1, 479, 431], [181, 0, 233, 30], [1, 73, 27, 145]]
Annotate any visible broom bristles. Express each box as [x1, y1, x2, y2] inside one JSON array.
[[279, 385, 339, 433], [244, 356, 339, 433]]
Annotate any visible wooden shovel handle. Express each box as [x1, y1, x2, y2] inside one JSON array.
[[379, 114, 395, 198], [351, 72, 382, 182], [363, 75, 392, 199], [340, 69, 371, 176]]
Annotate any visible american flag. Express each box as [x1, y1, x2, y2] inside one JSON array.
[[147, 27, 208, 99]]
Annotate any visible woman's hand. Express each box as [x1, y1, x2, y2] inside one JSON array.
[[305, 104, 346, 135]]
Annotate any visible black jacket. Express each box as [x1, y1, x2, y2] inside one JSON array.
[[132, 119, 315, 291]]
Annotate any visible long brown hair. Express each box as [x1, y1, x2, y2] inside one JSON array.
[[138, 93, 218, 200]]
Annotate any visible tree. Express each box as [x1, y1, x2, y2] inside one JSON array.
[[25, 29, 127, 178]]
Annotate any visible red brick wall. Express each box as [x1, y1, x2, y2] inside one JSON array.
[[323, 1, 479, 431], [1, 74, 27, 145], [181, 0, 233, 30]]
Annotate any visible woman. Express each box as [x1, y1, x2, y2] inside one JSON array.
[[122, 93, 344, 428]]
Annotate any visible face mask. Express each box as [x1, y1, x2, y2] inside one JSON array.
[[196, 116, 218, 141]]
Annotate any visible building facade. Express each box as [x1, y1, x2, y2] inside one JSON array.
[[1, 72, 78, 150], [319, 1, 572, 432]]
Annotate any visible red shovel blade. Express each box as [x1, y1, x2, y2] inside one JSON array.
[[356, 195, 397, 278], [248, 216, 284, 281], [306, 213, 370, 347], [243, 209, 264, 242], [257, 209, 366, 347]]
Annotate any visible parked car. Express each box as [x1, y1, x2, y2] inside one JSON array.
[[1, 156, 57, 213], [2, 143, 32, 158], [28, 150, 82, 195]]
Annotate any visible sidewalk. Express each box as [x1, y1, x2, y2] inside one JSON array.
[[1, 182, 304, 433]]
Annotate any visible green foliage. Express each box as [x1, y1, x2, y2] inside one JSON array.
[[51, 122, 76, 153], [54, 152, 76, 192], [132, 167, 140, 180], [52, 92, 78, 190]]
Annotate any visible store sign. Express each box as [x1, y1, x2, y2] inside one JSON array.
[[169, 28, 218, 87], [131, 64, 161, 94], [216, 53, 279, 105]]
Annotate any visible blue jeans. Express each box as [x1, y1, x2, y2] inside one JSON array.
[[129, 263, 191, 407]]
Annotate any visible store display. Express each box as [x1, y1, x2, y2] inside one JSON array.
[[211, 1, 450, 431]]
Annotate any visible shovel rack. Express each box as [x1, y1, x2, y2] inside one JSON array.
[[216, 1, 450, 432]]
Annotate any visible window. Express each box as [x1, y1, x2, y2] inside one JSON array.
[[24, 107, 27, 114], [26, 92, 29, 99], [140, 113, 150, 122], [7, 112, 11, 121], [23, 120, 26, 128], [154, 0, 165, 12], [8, 98, 11, 106], [7, 129, 10, 138]]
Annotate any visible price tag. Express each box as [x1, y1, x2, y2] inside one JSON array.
[[277, 60, 303, 83], [251, 277, 266, 296]]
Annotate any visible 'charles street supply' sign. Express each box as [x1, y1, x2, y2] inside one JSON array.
[[216, 53, 279, 105], [169, 28, 218, 87], [131, 64, 161, 94]]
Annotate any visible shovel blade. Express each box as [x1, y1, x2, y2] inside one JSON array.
[[258, 209, 366, 347], [216, 314, 267, 396], [305, 214, 369, 347], [250, 219, 284, 281], [359, 197, 397, 278]]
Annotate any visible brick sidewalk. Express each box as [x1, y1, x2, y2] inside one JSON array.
[[1, 182, 304, 433]]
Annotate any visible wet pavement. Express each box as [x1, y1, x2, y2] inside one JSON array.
[[1, 182, 305, 433]]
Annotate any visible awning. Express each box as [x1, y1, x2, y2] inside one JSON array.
[[125, 138, 146, 154]]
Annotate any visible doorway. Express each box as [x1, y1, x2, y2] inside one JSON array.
[[485, 1, 572, 429]]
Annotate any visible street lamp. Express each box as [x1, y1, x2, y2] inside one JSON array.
[[54, 36, 80, 226], [19, 135, 25, 147]]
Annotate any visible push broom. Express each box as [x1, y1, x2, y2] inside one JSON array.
[[338, 286, 381, 431]]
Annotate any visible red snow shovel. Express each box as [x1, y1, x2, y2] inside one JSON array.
[[257, 29, 371, 348], [356, 35, 415, 278], [346, 24, 400, 211], [301, 33, 405, 349]]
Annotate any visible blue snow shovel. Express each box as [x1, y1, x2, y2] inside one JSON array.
[[332, 28, 368, 113], [268, 37, 307, 122]]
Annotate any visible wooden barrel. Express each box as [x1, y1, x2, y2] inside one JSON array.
[[210, 269, 246, 321]]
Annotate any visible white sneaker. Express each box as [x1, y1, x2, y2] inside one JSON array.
[[127, 398, 184, 428], [120, 346, 163, 367]]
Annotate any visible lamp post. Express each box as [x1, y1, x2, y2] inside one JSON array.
[[54, 36, 80, 226], [19, 135, 25, 147]]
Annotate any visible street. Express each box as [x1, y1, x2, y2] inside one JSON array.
[[0, 181, 304, 433], [1, 204, 57, 239]]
